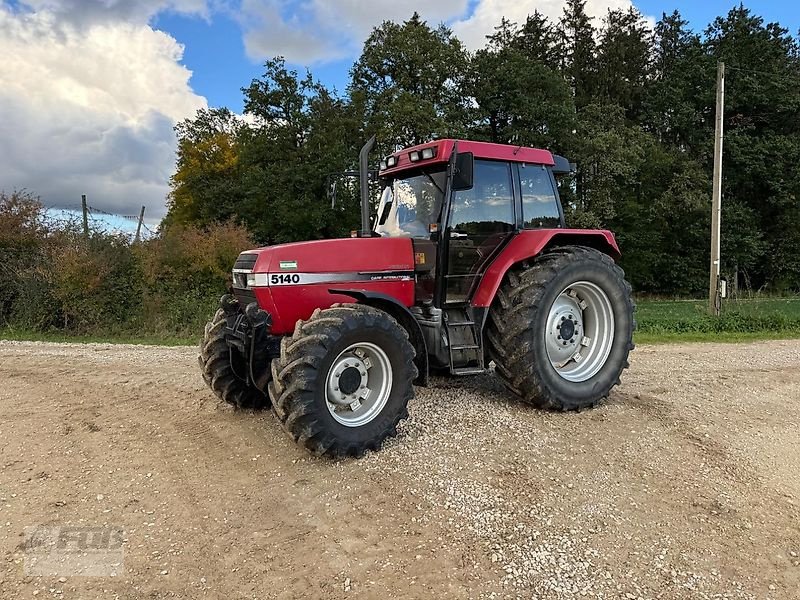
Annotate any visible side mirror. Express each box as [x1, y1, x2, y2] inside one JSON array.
[[552, 155, 573, 175], [452, 152, 474, 191]]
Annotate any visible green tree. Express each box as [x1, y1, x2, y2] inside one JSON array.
[[705, 6, 800, 290], [165, 107, 245, 228], [468, 15, 573, 149], [596, 7, 652, 120], [349, 12, 469, 149], [559, 0, 597, 109], [239, 58, 362, 243]]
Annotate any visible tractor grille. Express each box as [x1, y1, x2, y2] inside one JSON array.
[[233, 288, 257, 309], [233, 253, 258, 271]]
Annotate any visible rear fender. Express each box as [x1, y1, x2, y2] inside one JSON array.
[[471, 229, 621, 308], [330, 289, 429, 386]]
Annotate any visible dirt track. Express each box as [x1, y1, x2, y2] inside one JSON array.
[[1, 339, 799, 599]]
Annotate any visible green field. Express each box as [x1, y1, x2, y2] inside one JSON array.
[[635, 297, 800, 343], [3, 297, 800, 347]]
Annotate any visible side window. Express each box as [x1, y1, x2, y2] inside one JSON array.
[[450, 160, 514, 235], [520, 163, 561, 228]]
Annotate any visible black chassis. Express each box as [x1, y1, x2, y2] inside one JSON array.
[[218, 293, 280, 392]]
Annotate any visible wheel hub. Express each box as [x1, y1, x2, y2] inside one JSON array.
[[325, 343, 393, 427], [338, 366, 362, 395], [545, 282, 615, 383], [558, 317, 576, 341]]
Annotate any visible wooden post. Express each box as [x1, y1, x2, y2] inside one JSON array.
[[81, 194, 89, 239], [134, 205, 146, 243], [708, 61, 725, 316]]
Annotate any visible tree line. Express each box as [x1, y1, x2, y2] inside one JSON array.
[[167, 2, 800, 296]]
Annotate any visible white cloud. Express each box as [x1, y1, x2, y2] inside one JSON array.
[[452, 0, 638, 49], [0, 3, 207, 221], [20, 0, 210, 24], [239, 0, 470, 65], [239, 0, 651, 64]]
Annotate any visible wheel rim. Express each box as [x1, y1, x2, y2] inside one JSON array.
[[325, 342, 393, 427], [544, 281, 615, 382]]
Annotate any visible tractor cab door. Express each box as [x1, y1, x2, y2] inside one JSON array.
[[444, 159, 516, 303]]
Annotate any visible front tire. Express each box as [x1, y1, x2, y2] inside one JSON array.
[[268, 304, 417, 457], [486, 246, 635, 411], [199, 308, 270, 409]]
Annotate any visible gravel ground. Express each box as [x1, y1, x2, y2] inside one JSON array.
[[0, 339, 799, 599]]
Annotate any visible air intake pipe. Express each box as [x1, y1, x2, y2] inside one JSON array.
[[359, 135, 376, 236]]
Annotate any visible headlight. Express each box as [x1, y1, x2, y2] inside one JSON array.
[[246, 273, 257, 287]]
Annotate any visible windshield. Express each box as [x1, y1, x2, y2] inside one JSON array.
[[374, 169, 446, 238]]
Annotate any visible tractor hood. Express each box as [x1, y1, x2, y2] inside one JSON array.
[[235, 237, 417, 335], [246, 237, 415, 277]]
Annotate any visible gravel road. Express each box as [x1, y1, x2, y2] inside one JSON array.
[[1, 339, 799, 599]]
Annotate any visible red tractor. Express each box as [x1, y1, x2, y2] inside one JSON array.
[[199, 138, 635, 457]]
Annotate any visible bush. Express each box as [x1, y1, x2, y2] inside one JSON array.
[[51, 233, 144, 332], [0, 190, 52, 325], [0, 192, 254, 339]]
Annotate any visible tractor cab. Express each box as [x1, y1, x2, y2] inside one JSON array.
[[374, 139, 567, 304]]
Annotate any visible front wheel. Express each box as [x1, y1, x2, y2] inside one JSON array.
[[268, 304, 417, 457], [486, 246, 635, 411], [199, 307, 270, 409]]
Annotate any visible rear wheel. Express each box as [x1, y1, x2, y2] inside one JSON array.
[[486, 246, 635, 410], [268, 304, 416, 457], [199, 308, 269, 409]]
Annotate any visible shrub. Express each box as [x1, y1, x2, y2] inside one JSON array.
[[50, 232, 144, 332]]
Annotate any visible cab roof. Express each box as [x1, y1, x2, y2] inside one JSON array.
[[378, 138, 555, 177]]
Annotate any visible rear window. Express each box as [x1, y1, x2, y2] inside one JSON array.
[[519, 164, 560, 228]]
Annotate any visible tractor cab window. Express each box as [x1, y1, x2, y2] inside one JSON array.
[[374, 169, 446, 239], [520, 163, 561, 228]]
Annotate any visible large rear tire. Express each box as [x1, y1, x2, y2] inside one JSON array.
[[199, 308, 269, 409], [268, 304, 416, 458], [486, 246, 635, 411]]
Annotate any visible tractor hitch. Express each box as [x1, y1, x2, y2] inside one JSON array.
[[218, 294, 278, 392]]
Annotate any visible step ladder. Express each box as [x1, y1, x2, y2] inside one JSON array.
[[445, 309, 486, 375]]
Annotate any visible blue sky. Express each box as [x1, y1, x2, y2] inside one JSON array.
[[155, 1, 800, 113], [1, 0, 798, 223]]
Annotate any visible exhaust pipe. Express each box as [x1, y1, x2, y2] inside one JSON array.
[[359, 135, 376, 236]]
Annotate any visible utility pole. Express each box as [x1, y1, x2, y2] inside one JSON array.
[[81, 194, 89, 239], [134, 205, 146, 243], [708, 61, 725, 316]]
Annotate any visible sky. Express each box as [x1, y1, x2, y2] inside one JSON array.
[[1, 1, 798, 226]]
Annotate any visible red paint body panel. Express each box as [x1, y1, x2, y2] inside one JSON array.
[[246, 238, 415, 335], [263, 282, 415, 334], [379, 139, 555, 178], [471, 229, 621, 308]]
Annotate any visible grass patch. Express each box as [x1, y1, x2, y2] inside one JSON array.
[[635, 297, 800, 343], [3, 297, 800, 347]]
